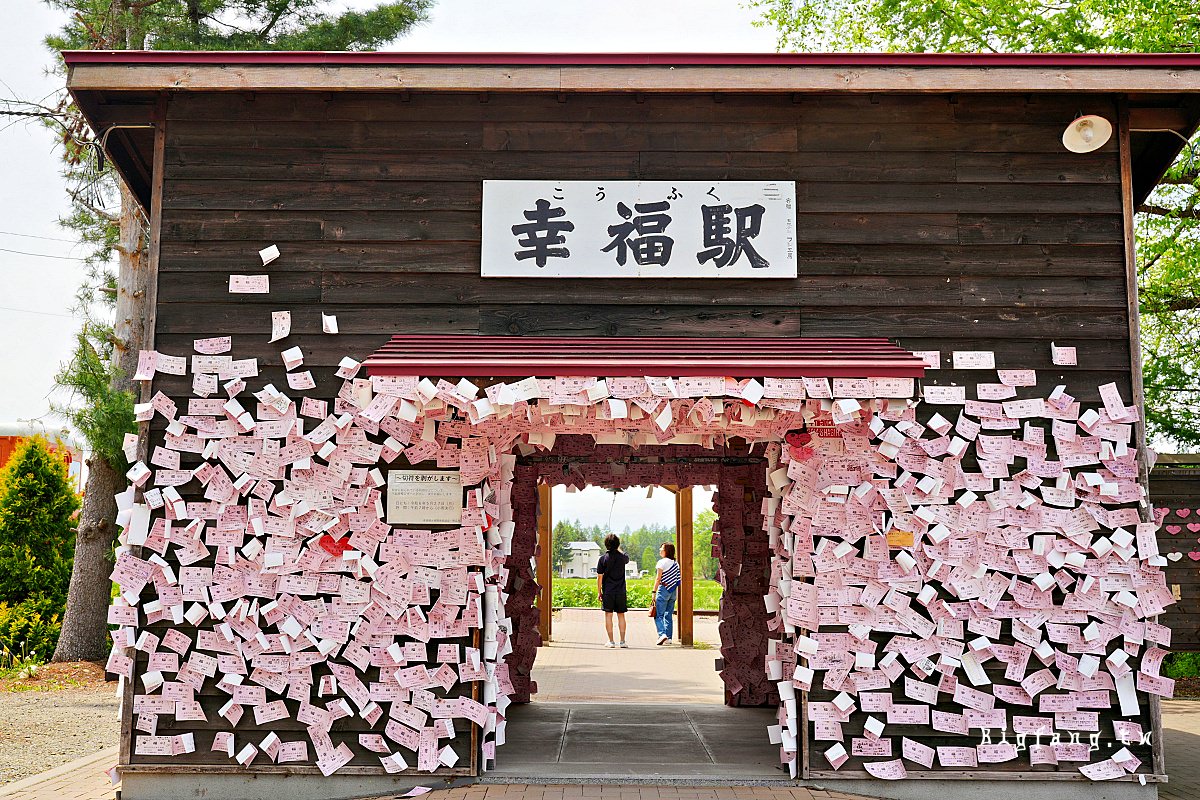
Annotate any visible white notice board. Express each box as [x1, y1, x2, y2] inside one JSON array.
[[385, 470, 463, 525], [481, 180, 796, 278]]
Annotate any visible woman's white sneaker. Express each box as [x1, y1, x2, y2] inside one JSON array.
[[605, 640, 616, 648], [656, 635, 667, 645]]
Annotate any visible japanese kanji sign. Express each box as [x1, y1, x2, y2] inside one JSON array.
[[481, 180, 797, 278], [385, 470, 463, 525]]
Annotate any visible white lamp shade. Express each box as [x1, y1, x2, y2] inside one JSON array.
[[1063, 115, 1113, 153]]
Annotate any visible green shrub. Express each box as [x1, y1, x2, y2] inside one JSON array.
[[552, 577, 722, 610], [1163, 652, 1200, 679], [0, 436, 78, 607], [0, 596, 63, 665]]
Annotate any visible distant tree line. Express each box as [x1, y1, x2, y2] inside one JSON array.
[[551, 507, 720, 580]]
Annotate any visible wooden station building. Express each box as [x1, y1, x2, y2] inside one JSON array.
[[65, 52, 1200, 800]]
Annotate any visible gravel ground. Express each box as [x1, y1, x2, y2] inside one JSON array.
[[0, 683, 120, 784]]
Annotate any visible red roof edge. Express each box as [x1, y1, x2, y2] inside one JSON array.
[[363, 335, 929, 379], [61, 50, 1200, 68]]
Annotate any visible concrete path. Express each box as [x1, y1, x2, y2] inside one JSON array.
[[493, 703, 782, 781], [536, 608, 724, 704]]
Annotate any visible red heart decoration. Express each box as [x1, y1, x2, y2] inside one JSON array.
[[1178, 508, 1193, 518], [1190, 523, 1200, 534], [1188, 552, 1200, 561], [786, 431, 813, 447], [318, 534, 352, 557], [1167, 525, 1182, 535]]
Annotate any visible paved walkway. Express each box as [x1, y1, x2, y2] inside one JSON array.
[[0, 746, 115, 800], [536, 608, 723, 703], [1160, 699, 1200, 800]]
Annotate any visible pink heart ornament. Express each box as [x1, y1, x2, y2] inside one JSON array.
[[1179, 508, 1193, 518], [1167, 525, 1182, 535], [1188, 551, 1200, 561], [1189, 523, 1200, 533]]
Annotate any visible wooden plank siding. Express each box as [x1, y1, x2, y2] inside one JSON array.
[[1153, 466, 1200, 649], [156, 90, 1133, 397], [139, 89, 1137, 776]]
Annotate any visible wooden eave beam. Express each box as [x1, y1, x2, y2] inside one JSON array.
[[1129, 107, 1192, 131], [67, 64, 1200, 94]]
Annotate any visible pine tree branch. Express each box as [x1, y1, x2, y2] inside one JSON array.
[[65, 188, 119, 225], [258, 0, 291, 38]]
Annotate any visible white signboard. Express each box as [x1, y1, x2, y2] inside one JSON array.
[[481, 180, 796, 278], [386, 470, 463, 525]]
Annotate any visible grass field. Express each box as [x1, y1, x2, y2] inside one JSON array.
[[552, 577, 722, 611]]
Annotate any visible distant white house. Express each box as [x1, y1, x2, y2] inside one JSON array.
[[559, 541, 637, 579], [560, 541, 600, 578]]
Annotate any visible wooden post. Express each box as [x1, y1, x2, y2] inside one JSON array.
[[1119, 97, 1166, 778], [677, 486, 694, 646], [536, 482, 553, 643], [121, 93, 167, 771]]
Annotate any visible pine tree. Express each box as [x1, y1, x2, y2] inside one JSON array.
[[0, 437, 79, 608], [641, 545, 657, 576]]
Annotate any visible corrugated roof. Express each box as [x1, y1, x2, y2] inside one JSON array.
[[363, 335, 928, 379]]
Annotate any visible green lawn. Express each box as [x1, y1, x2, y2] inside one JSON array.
[[552, 577, 722, 611]]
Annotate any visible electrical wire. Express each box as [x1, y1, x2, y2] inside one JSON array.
[[0, 304, 81, 320], [0, 229, 79, 243], [0, 247, 89, 262]]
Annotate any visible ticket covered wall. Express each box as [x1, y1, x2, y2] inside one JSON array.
[[762, 358, 1171, 782], [111, 332, 1170, 785]]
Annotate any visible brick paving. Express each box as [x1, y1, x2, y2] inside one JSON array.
[[1159, 699, 1200, 800]]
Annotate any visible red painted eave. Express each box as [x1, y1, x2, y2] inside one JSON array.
[[61, 50, 1200, 68], [363, 335, 929, 379]]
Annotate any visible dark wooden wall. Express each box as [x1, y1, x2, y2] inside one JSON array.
[[140, 90, 1136, 773], [1154, 465, 1200, 648], [156, 91, 1131, 408]]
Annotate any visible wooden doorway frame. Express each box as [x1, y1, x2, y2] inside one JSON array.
[[535, 482, 696, 646]]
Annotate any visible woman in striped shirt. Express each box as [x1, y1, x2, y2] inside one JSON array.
[[652, 542, 682, 645]]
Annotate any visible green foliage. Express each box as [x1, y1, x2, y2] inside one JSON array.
[[53, 316, 135, 467], [693, 508, 719, 579], [641, 545, 658, 575], [551, 518, 578, 571], [1163, 651, 1200, 679], [0, 597, 63, 668], [750, 0, 1200, 53], [0, 437, 79, 608], [751, 0, 1200, 448], [553, 578, 723, 611], [44, 1, 431, 52]]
